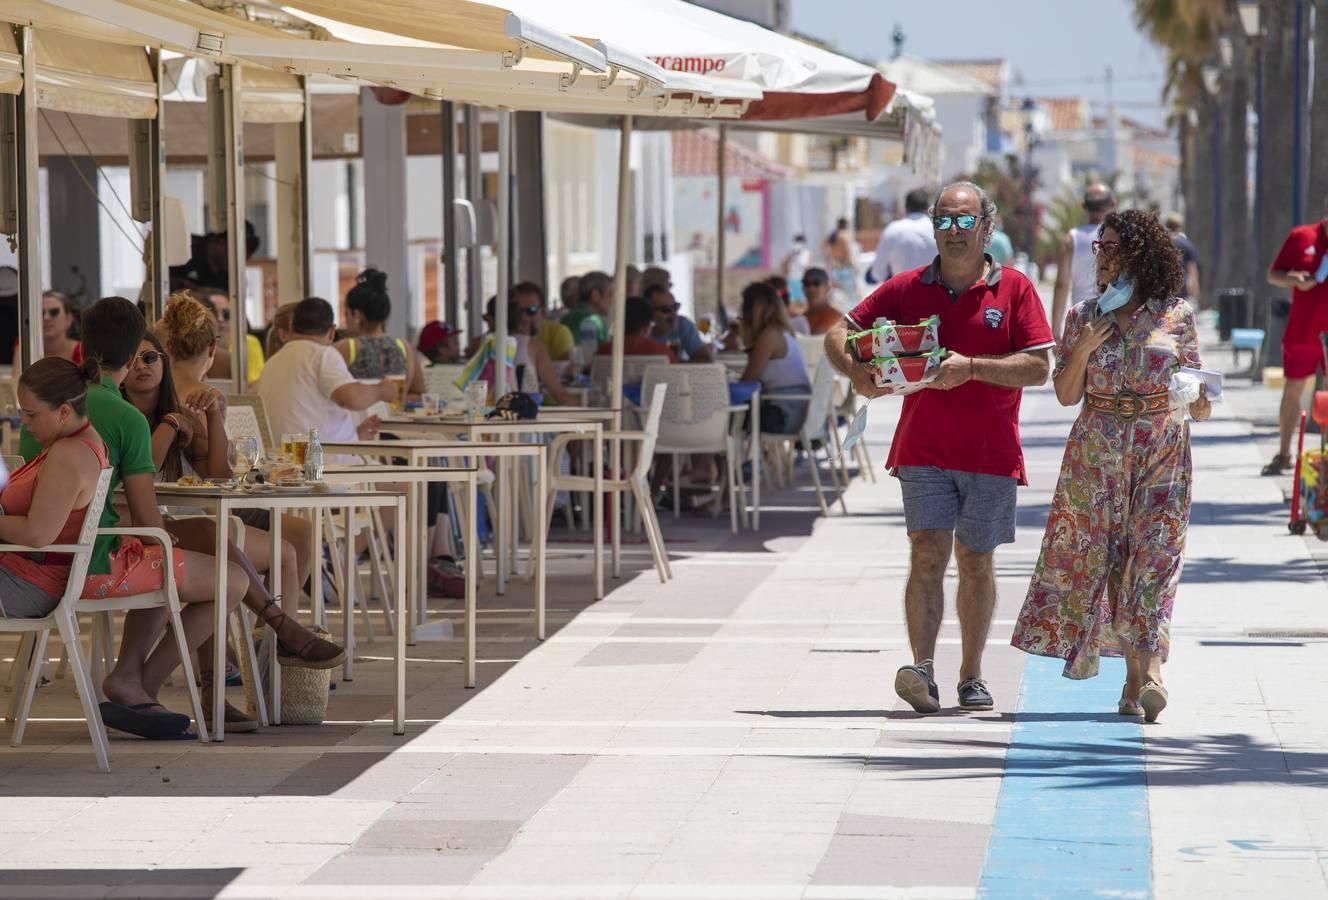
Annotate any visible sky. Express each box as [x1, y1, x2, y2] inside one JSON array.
[[788, 0, 1171, 128]]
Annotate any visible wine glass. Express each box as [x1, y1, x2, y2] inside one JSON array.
[[229, 437, 258, 488]]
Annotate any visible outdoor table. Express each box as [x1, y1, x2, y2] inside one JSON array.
[[381, 413, 606, 599], [155, 482, 409, 740], [321, 440, 547, 653]]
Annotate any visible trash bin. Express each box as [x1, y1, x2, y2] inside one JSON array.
[[1216, 287, 1249, 341], [1264, 295, 1291, 367]]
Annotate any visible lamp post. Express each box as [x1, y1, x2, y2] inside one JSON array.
[[1020, 97, 1038, 254]]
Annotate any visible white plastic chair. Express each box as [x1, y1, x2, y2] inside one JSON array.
[[590, 356, 662, 410], [644, 363, 744, 534], [759, 360, 848, 517], [422, 364, 466, 410], [0, 470, 134, 770], [545, 384, 671, 582]]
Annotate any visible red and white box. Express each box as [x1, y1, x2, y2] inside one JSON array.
[[868, 348, 946, 395], [848, 316, 940, 362]]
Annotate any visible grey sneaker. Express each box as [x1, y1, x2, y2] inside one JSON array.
[[957, 678, 994, 711], [895, 664, 940, 714]]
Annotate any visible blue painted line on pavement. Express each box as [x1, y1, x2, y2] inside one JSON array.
[[979, 656, 1151, 899]]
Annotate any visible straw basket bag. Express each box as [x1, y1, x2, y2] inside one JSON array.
[[244, 627, 333, 725]]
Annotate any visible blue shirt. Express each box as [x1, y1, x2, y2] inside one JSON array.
[[653, 315, 707, 359]]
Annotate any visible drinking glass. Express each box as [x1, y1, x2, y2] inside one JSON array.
[[228, 436, 257, 488], [422, 392, 440, 415], [388, 376, 408, 411], [465, 380, 489, 421]]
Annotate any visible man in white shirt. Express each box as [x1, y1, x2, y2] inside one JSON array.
[[868, 188, 938, 284], [257, 296, 396, 444], [1051, 184, 1115, 343]]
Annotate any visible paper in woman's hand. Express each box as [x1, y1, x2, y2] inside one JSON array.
[[1178, 366, 1223, 399]]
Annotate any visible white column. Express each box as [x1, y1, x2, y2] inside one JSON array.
[[361, 88, 409, 340], [220, 63, 246, 392], [494, 109, 511, 398], [145, 48, 169, 323]]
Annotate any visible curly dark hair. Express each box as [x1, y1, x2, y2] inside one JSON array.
[[1100, 209, 1185, 302]]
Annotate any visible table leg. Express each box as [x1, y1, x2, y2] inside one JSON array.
[[213, 501, 229, 742], [342, 505, 356, 682], [394, 496, 408, 734], [751, 395, 761, 531], [406, 475, 418, 647], [269, 512, 283, 724], [535, 446, 547, 640], [593, 424, 604, 600], [465, 472, 478, 689], [611, 423, 621, 579], [496, 454, 508, 596], [311, 509, 325, 629]]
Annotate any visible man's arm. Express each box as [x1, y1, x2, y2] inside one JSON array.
[[122, 472, 166, 530], [330, 380, 397, 411], [866, 228, 891, 284], [928, 348, 1050, 391], [1187, 262, 1201, 304], [824, 319, 890, 399], [1269, 268, 1316, 291], [1051, 232, 1074, 343]]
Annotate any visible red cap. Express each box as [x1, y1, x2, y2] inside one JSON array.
[[418, 320, 461, 352]]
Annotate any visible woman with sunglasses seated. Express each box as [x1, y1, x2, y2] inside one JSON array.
[[0, 358, 108, 619], [335, 268, 426, 398], [128, 304, 343, 726]]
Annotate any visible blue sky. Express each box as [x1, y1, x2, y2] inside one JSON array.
[[788, 0, 1170, 127]]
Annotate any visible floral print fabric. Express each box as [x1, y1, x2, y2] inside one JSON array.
[[1012, 295, 1201, 679]]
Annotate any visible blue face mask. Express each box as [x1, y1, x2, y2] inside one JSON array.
[[1097, 277, 1135, 315], [1315, 253, 1328, 284]]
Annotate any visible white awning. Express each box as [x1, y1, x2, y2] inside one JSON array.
[[163, 56, 305, 124]]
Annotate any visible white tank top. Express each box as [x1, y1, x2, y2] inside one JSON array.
[[1068, 224, 1099, 303], [760, 331, 811, 392]]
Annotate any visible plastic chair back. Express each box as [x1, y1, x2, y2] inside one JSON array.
[[796, 334, 826, 379], [634, 383, 669, 478], [224, 394, 274, 457], [643, 363, 731, 453]]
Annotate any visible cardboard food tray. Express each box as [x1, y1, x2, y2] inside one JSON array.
[[848, 316, 940, 362], [869, 348, 946, 394]]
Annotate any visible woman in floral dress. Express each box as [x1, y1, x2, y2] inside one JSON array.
[[1011, 210, 1211, 723]]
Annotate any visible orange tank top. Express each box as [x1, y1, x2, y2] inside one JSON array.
[[0, 423, 108, 598]]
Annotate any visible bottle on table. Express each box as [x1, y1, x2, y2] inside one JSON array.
[[304, 428, 324, 482]]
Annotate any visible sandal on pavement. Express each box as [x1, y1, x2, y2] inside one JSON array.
[[1261, 453, 1292, 476], [1118, 698, 1144, 716], [98, 701, 192, 740], [1139, 682, 1168, 723], [205, 700, 260, 734]]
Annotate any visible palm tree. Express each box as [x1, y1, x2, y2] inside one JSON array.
[[1309, 0, 1328, 216]]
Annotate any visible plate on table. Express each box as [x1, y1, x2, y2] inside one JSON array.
[[163, 481, 225, 494]]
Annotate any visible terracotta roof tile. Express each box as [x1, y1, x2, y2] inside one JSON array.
[[672, 129, 793, 178]]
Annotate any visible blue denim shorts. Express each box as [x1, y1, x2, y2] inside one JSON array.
[[896, 466, 1018, 553]]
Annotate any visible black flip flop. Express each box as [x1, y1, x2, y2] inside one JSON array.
[[98, 701, 192, 740]]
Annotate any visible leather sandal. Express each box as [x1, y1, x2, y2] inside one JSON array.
[[204, 699, 260, 734], [1261, 453, 1292, 476], [257, 599, 347, 670]]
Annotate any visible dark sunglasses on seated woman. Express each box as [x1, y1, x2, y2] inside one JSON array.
[[932, 214, 985, 232], [134, 350, 164, 366]]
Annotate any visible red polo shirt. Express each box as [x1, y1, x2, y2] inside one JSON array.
[[848, 258, 1054, 484], [1271, 221, 1328, 347]]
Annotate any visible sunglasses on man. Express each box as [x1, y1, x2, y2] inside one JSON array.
[[521, 305, 539, 316], [652, 302, 681, 314], [932, 214, 986, 232]]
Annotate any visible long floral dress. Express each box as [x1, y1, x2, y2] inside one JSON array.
[[1011, 294, 1201, 679]]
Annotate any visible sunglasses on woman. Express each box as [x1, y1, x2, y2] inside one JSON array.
[[932, 214, 985, 232], [134, 350, 164, 366], [1091, 240, 1119, 256], [42, 308, 63, 319]]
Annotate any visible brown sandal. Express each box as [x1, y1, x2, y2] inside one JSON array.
[[1262, 453, 1292, 476], [257, 599, 347, 670]]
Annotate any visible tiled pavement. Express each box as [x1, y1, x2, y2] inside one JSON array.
[[1, 334, 1327, 898]]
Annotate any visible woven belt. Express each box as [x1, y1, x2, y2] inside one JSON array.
[[1084, 390, 1170, 422]]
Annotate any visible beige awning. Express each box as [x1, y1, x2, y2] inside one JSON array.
[[163, 55, 305, 124], [0, 24, 157, 117]]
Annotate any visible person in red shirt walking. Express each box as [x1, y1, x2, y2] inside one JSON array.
[[1263, 197, 1328, 475], [825, 182, 1054, 714]]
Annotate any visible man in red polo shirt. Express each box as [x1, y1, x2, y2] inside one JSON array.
[[825, 182, 1053, 714], [1263, 197, 1328, 475]]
